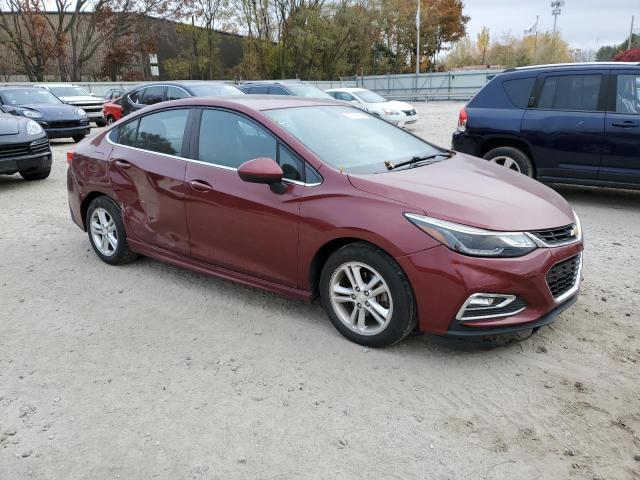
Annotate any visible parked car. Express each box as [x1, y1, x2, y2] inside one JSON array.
[[238, 80, 333, 99], [120, 81, 244, 116], [103, 98, 123, 125], [0, 107, 51, 180], [0, 87, 91, 142], [35, 84, 107, 126], [452, 62, 640, 189], [67, 96, 583, 347], [104, 88, 126, 100], [326, 87, 418, 127]]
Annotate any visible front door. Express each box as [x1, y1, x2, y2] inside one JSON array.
[[108, 108, 192, 256], [183, 108, 303, 287], [601, 71, 640, 185], [521, 71, 607, 181]]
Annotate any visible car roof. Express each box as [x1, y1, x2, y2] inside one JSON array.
[[240, 80, 309, 86], [325, 87, 366, 93], [0, 86, 44, 91], [143, 95, 342, 112], [34, 83, 80, 87], [503, 62, 640, 74]]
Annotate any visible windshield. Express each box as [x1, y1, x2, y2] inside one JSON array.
[[285, 83, 333, 99], [355, 90, 387, 103], [1, 89, 62, 105], [265, 105, 442, 174], [48, 86, 91, 97], [188, 84, 244, 97]]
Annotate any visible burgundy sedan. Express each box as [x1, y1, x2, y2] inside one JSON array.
[[67, 96, 583, 347]]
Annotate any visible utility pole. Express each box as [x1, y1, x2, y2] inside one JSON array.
[[629, 15, 635, 51], [551, 0, 564, 36], [416, 0, 421, 75]]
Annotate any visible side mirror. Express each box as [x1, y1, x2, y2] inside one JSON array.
[[238, 157, 286, 193]]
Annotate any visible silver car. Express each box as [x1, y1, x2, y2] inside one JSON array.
[[35, 84, 106, 126]]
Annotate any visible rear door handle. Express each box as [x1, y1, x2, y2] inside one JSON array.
[[189, 179, 213, 192], [611, 121, 639, 128], [114, 159, 132, 168]]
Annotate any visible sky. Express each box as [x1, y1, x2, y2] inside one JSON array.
[[462, 0, 639, 52]]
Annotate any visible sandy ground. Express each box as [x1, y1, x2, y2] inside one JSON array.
[[1, 102, 639, 480]]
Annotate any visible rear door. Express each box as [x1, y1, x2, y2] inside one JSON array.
[[108, 108, 193, 255], [521, 70, 608, 181], [601, 71, 640, 185]]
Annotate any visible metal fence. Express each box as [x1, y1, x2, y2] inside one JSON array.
[[2, 70, 500, 100]]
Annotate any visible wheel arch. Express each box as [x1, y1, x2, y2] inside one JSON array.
[[479, 137, 536, 176], [80, 191, 117, 230]]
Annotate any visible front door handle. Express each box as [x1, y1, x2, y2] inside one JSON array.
[[114, 159, 132, 168], [189, 179, 213, 192], [611, 121, 639, 128]]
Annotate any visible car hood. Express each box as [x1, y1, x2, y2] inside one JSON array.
[[367, 100, 414, 112], [58, 95, 104, 104], [19, 103, 81, 119], [347, 153, 574, 231], [0, 115, 20, 135]]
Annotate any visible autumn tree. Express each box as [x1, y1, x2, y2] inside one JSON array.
[[477, 25, 488, 64], [613, 48, 640, 62]]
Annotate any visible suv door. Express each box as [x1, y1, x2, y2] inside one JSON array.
[[601, 71, 640, 185], [521, 70, 608, 181], [183, 108, 303, 287], [108, 108, 193, 255]]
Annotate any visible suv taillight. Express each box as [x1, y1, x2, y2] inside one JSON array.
[[67, 150, 74, 165], [457, 108, 468, 132]]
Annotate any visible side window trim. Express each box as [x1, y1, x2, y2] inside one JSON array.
[[190, 107, 323, 186]]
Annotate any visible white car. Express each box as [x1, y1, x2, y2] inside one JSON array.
[[34, 84, 106, 126], [325, 87, 418, 127]]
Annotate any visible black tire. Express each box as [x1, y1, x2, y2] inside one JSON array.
[[85, 196, 138, 265], [483, 146, 534, 177], [106, 115, 115, 125], [319, 242, 417, 348], [72, 135, 86, 143], [95, 119, 107, 127], [19, 167, 51, 181]]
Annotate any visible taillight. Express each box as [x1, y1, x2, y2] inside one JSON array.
[[66, 150, 74, 165], [457, 108, 468, 132]]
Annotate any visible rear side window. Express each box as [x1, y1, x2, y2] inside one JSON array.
[[128, 89, 143, 104], [142, 86, 164, 105], [269, 86, 288, 95], [118, 120, 138, 147], [166, 86, 189, 101], [502, 78, 535, 108], [250, 85, 269, 94], [537, 75, 602, 111], [615, 74, 640, 114], [136, 109, 189, 155]]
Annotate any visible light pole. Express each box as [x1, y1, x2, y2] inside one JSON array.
[[416, 0, 421, 75], [551, 0, 564, 36]]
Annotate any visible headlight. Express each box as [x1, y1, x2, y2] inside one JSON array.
[[405, 213, 537, 258], [383, 108, 400, 115], [76, 108, 87, 116], [572, 209, 582, 241], [23, 109, 43, 119], [26, 120, 43, 135]]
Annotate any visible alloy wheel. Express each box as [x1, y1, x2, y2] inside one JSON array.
[[329, 261, 393, 336], [489, 155, 521, 172], [90, 207, 118, 256]]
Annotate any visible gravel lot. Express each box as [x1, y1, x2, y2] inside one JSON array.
[[1, 101, 639, 480]]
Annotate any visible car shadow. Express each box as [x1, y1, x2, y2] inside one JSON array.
[[551, 183, 640, 208]]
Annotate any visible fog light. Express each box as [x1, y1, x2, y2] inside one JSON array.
[[456, 293, 526, 321]]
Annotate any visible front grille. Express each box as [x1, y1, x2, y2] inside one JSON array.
[[402, 109, 416, 116], [546, 253, 581, 300], [0, 141, 50, 159], [531, 224, 577, 245], [459, 297, 527, 320], [49, 120, 81, 129]]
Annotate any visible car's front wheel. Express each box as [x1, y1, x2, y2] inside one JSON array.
[[72, 135, 86, 143], [320, 242, 417, 347], [483, 146, 534, 177], [86, 196, 138, 265], [95, 119, 107, 127], [19, 167, 51, 181], [106, 115, 115, 125]]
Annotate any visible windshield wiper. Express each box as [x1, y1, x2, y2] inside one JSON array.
[[385, 151, 454, 171]]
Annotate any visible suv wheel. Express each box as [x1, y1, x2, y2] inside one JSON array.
[[320, 242, 417, 348], [483, 146, 534, 177], [20, 167, 51, 181]]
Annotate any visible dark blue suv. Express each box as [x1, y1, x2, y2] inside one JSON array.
[[452, 63, 640, 189]]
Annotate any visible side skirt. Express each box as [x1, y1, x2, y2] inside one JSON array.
[[128, 239, 312, 301]]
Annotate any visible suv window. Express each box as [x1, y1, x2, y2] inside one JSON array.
[[128, 88, 143, 104], [615, 74, 640, 114], [166, 86, 189, 101], [197, 109, 304, 181], [537, 74, 602, 111], [142, 86, 164, 105], [115, 109, 189, 156], [502, 78, 535, 108]]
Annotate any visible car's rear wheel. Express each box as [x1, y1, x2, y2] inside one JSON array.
[[86, 196, 138, 265], [320, 242, 416, 347], [19, 167, 51, 181], [483, 146, 534, 177]]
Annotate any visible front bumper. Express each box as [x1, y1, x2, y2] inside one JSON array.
[[0, 151, 52, 175], [397, 242, 583, 336], [44, 125, 91, 139]]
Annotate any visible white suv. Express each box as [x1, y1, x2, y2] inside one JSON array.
[[35, 84, 106, 127]]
